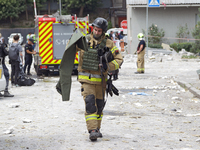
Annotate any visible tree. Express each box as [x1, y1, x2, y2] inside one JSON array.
[[191, 8, 200, 54], [35, 0, 49, 15], [0, 0, 25, 24], [176, 23, 190, 43], [143, 24, 165, 44], [61, 0, 102, 17], [191, 20, 200, 53], [25, 0, 34, 20]]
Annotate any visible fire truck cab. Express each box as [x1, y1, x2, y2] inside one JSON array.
[[34, 14, 89, 76]]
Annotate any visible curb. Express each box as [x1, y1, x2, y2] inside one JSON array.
[[175, 79, 200, 99]]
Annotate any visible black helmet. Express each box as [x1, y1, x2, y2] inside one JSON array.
[[92, 17, 108, 32]]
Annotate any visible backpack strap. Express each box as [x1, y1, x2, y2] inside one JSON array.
[[99, 37, 107, 49]]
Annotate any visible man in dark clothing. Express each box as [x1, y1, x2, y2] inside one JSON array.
[[109, 31, 114, 40], [0, 39, 14, 97], [23, 38, 36, 76], [10, 35, 23, 86], [118, 31, 124, 40]]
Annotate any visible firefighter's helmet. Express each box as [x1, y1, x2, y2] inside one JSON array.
[[137, 33, 144, 40], [105, 33, 109, 38], [92, 17, 108, 32]]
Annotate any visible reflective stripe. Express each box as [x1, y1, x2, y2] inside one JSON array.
[[137, 68, 145, 71], [79, 72, 102, 79], [78, 72, 107, 82], [85, 114, 98, 121], [111, 46, 118, 54], [79, 75, 102, 82], [112, 60, 119, 70], [97, 115, 103, 120], [85, 114, 103, 121]]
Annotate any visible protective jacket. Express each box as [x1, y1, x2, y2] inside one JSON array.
[[56, 31, 123, 101], [77, 32, 123, 85]]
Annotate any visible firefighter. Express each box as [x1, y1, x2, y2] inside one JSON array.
[[76, 17, 123, 141], [135, 33, 146, 74]]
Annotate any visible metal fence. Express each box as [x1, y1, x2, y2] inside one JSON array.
[[0, 28, 35, 44]]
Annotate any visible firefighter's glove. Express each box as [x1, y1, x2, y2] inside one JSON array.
[[102, 50, 114, 63], [111, 84, 119, 96], [102, 61, 107, 71], [109, 69, 119, 81], [106, 79, 113, 97]]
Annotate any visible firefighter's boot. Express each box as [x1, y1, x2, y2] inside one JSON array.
[[89, 130, 98, 141], [4, 91, 14, 97], [0, 92, 3, 97], [97, 128, 103, 138]]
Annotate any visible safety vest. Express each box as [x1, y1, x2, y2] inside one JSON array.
[[81, 38, 107, 71], [82, 48, 99, 71]]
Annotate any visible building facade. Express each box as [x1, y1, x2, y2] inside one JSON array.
[[127, 0, 200, 53], [110, 0, 127, 27]]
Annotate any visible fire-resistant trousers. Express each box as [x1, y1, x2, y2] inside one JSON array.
[[81, 83, 106, 132], [137, 49, 145, 73]]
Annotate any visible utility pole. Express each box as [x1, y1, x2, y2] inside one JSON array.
[[146, 0, 149, 57], [33, 0, 37, 18]]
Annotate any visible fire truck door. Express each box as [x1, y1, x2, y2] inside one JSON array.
[[52, 23, 75, 60]]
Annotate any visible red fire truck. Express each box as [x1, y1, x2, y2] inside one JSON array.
[[33, 14, 89, 75]]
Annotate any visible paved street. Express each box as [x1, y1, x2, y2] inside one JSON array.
[[0, 52, 200, 150]]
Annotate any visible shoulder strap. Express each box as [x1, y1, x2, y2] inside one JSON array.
[[99, 38, 107, 49]]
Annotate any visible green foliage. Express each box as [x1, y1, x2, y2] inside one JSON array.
[[61, 0, 102, 16], [181, 55, 198, 59], [148, 43, 162, 49], [0, 0, 26, 22], [191, 20, 200, 54], [176, 23, 190, 43], [107, 21, 112, 30], [35, 0, 47, 10], [148, 24, 165, 44], [170, 42, 192, 52]]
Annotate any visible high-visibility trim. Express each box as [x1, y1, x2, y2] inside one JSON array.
[[137, 68, 145, 71], [85, 114, 98, 121], [78, 72, 107, 82], [97, 115, 103, 120], [111, 46, 118, 53], [38, 21, 80, 65], [74, 52, 79, 64], [75, 21, 89, 34], [112, 60, 119, 70], [39, 21, 54, 64], [78, 72, 102, 78], [79, 75, 102, 82]]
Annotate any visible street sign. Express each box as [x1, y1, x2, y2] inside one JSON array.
[[148, 0, 160, 7], [121, 20, 127, 29]]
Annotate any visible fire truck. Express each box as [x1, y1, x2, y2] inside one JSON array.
[[33, 14, 89, 75]]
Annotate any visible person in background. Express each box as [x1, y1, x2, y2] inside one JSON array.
[[26, 32, 32, 43], [31, 32, 36, 50], [9, 35, 23, 87], [135, 33, 146, 74], [115, 32, 119, 40], [109, 31, 114, 40], [23, 38, 36, 76], [0, 34, 14, 97], [118, 31, 124, 40]]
